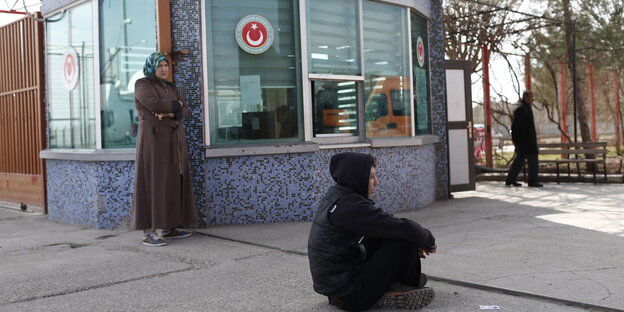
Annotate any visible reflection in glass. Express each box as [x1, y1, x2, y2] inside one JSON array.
[[307, 0, 360, 75], [363, 1, 411, 138], [47, 2, 96, 148], [99, 0, 156, 148], [312, 80, 358, 136], [411, 12, 431, 135], [205, 0, 302, 145]]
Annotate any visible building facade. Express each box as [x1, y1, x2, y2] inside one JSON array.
[[39, 0, 448, 229]]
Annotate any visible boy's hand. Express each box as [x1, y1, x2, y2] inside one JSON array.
[[418, 244, 437, 258]]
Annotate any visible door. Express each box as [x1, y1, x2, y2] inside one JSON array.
[[445, 60, 475, 192]]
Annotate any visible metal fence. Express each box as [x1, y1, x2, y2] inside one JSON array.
[[0, 16, 46, 211]]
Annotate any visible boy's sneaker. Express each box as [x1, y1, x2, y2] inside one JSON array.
[[161, 228, 192, 239], [142, 233, 167, 247], [376, 286, 434, 310]]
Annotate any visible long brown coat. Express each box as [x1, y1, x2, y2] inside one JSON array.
[[132, 77, 197, 230]]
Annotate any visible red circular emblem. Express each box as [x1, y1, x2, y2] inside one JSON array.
[[241, 22, 268, 47], [235, 15, 274, 54], [62, 47, 79, 91], [416, 37, 425, 67], [64, 55, 75, 81]]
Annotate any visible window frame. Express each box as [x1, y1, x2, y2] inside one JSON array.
[[201, 0, 304, 147], [44, 0, 99, 149], [410, 8, 433, 136], [305, 0, 367, 144], [44, 0, 169, 150]]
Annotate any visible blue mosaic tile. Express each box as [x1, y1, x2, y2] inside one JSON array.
[[205, 146, 436, 225], [94, 161, 135, 229], [46, 160, 99, 227], [46, 160, 134, 229], [171, 0, 208, 227], [430, 0, 450, 200]]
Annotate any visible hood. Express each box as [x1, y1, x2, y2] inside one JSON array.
[[329, 152, 372, 198]]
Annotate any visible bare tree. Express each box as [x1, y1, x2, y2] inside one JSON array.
[[444, 0, 522, 72]]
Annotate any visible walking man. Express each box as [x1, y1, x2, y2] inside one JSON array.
[[506, 90, 543, 187]]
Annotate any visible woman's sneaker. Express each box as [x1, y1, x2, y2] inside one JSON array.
[[376, 286, 434, 310], [142, 233, 167, 247], [161, 228, 192, 239]]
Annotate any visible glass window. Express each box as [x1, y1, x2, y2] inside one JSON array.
[[46, 2, 96, 148], [205, 0, 302, 145], [307, 0, 360, 75], [312, 80, 358, 136], [411, 12, 431, 135], [366, 93, 388, 121], [363, 1, 411, 138], [99, 0, 157, 148]]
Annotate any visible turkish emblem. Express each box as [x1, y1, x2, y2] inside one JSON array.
[[235, 15, 274, 54], [62, 47, 79, 91], [416, 37, 425, 68]]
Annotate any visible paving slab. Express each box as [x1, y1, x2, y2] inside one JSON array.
[[198, 182, 624, 311], [1, 181, 623, 311]]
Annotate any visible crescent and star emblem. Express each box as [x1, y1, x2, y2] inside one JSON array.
[[62, 47, 80, 91], [245, 23, 264, 47], [235, 15, 274, 54], [64, 55, 75, 82]]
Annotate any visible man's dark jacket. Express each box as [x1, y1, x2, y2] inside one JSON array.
[[511, 99, 538, 153], [307, 152, 435, 298]]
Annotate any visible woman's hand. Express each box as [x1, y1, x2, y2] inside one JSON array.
[[154, 112, 175, 120]]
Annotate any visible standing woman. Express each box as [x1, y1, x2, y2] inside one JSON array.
[[132, 52, 198, 246]]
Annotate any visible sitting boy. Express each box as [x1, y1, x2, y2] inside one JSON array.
[[308, 152, 437, 310]]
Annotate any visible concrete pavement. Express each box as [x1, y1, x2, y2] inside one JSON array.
[[1, 182, 623, 311]]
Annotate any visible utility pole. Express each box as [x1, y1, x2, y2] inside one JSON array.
[[483, 44, 493, 168], [572, 21, 577, 142], [589, 64, 597, 142]]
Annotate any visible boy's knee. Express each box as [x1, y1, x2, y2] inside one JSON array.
[[379, 239, 414, 255]]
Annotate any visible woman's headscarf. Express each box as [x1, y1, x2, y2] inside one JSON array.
[[143, 52, 168, 78]]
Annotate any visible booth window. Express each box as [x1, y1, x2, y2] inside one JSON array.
[[307, 0, 360, 76], [307, 0, 421, 141], [204, 0, 303, 145], [363, 1, 411, 138], [307, 0, 362, 141], [99, 0, 157, 148], [46, 2, 96, 149], [312, 80, 359, 136], [411, 12, 431, 135]]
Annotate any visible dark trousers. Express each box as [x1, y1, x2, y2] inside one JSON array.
[[506, 149, 539, 185], [335, 238, 422, 311]]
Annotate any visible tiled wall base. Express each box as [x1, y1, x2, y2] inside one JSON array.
[[46, 145, 436, 229], [46, 160, 134, 229], [205, 146, 436, 225]]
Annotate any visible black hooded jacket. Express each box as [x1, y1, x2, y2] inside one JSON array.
[[308, 152, 435, 298]]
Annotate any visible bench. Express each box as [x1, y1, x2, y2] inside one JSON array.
[[537, 142, 608, 184]]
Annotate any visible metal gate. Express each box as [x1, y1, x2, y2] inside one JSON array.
[[0, 16, 46, 213]]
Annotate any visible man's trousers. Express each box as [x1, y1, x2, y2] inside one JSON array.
[[505, 149, 539, 185], [333, 238, 422, 311]]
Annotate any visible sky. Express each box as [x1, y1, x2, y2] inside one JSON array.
[[0, 0, 41, 27]]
